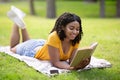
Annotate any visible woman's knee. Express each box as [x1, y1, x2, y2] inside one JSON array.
[[10, 47, 16, 53]]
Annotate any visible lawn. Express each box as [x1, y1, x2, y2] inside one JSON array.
[[0, 1, 120, 80]]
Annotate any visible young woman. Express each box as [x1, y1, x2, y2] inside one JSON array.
[[7, 6, 90, 70]]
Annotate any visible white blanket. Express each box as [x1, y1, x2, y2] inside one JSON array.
[[0, 46, 112, 77]]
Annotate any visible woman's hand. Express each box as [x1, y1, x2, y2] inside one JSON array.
[[74, 57, 91, 70]]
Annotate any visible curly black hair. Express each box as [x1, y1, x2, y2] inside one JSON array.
[[50, 12, 83, 46]]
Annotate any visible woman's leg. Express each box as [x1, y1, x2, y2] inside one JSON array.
[[10, 24, 20, 48], [8, 6, 30, 53], [10, 24, 30, 53], [21, 28, 30, 42]]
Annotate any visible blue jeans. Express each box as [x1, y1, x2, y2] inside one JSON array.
[[16, 39, 46, 57]]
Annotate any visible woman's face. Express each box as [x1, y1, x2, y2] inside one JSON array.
[[63, 21, 80, 41]]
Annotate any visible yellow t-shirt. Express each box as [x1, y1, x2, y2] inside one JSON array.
[[35, 31, 79, 60]]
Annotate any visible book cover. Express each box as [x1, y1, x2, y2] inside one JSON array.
[[70, 42, 98, 67]]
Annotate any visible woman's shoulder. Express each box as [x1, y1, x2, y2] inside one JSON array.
[[49, 31, 59, 38], [48, 31, 60, 41], [49, 31, 57, 36]]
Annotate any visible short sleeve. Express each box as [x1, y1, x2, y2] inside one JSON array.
[[46, 31, 60, 48]]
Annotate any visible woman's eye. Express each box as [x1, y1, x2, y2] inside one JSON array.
[[69, 26, 79, 31], [69, 27, 74, 30], [76, 28, 79, 31]]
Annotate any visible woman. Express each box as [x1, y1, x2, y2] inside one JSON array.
[[7, 6, 90, 70]]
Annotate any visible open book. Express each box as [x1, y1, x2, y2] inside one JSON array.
[[70, 42, 98, 67]]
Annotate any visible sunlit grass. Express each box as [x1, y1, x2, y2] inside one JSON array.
[[1, 15, 120, 80]]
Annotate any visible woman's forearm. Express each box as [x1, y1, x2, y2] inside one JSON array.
[[52, 61, 74, 70]]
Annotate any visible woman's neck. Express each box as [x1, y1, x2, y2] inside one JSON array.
[[63, 38, 71, 43]]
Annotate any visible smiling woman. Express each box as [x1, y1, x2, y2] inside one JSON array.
[[7, 5, 90, 70], [63, 21, 80, 40]]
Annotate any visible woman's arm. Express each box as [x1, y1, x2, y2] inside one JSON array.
[[48, 45, 74, 70], [69, 49, 77, 64]]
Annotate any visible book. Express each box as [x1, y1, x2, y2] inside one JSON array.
[[70, 42, 98, 67]]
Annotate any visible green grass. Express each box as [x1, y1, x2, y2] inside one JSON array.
[[0, 1, 120, 80]]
